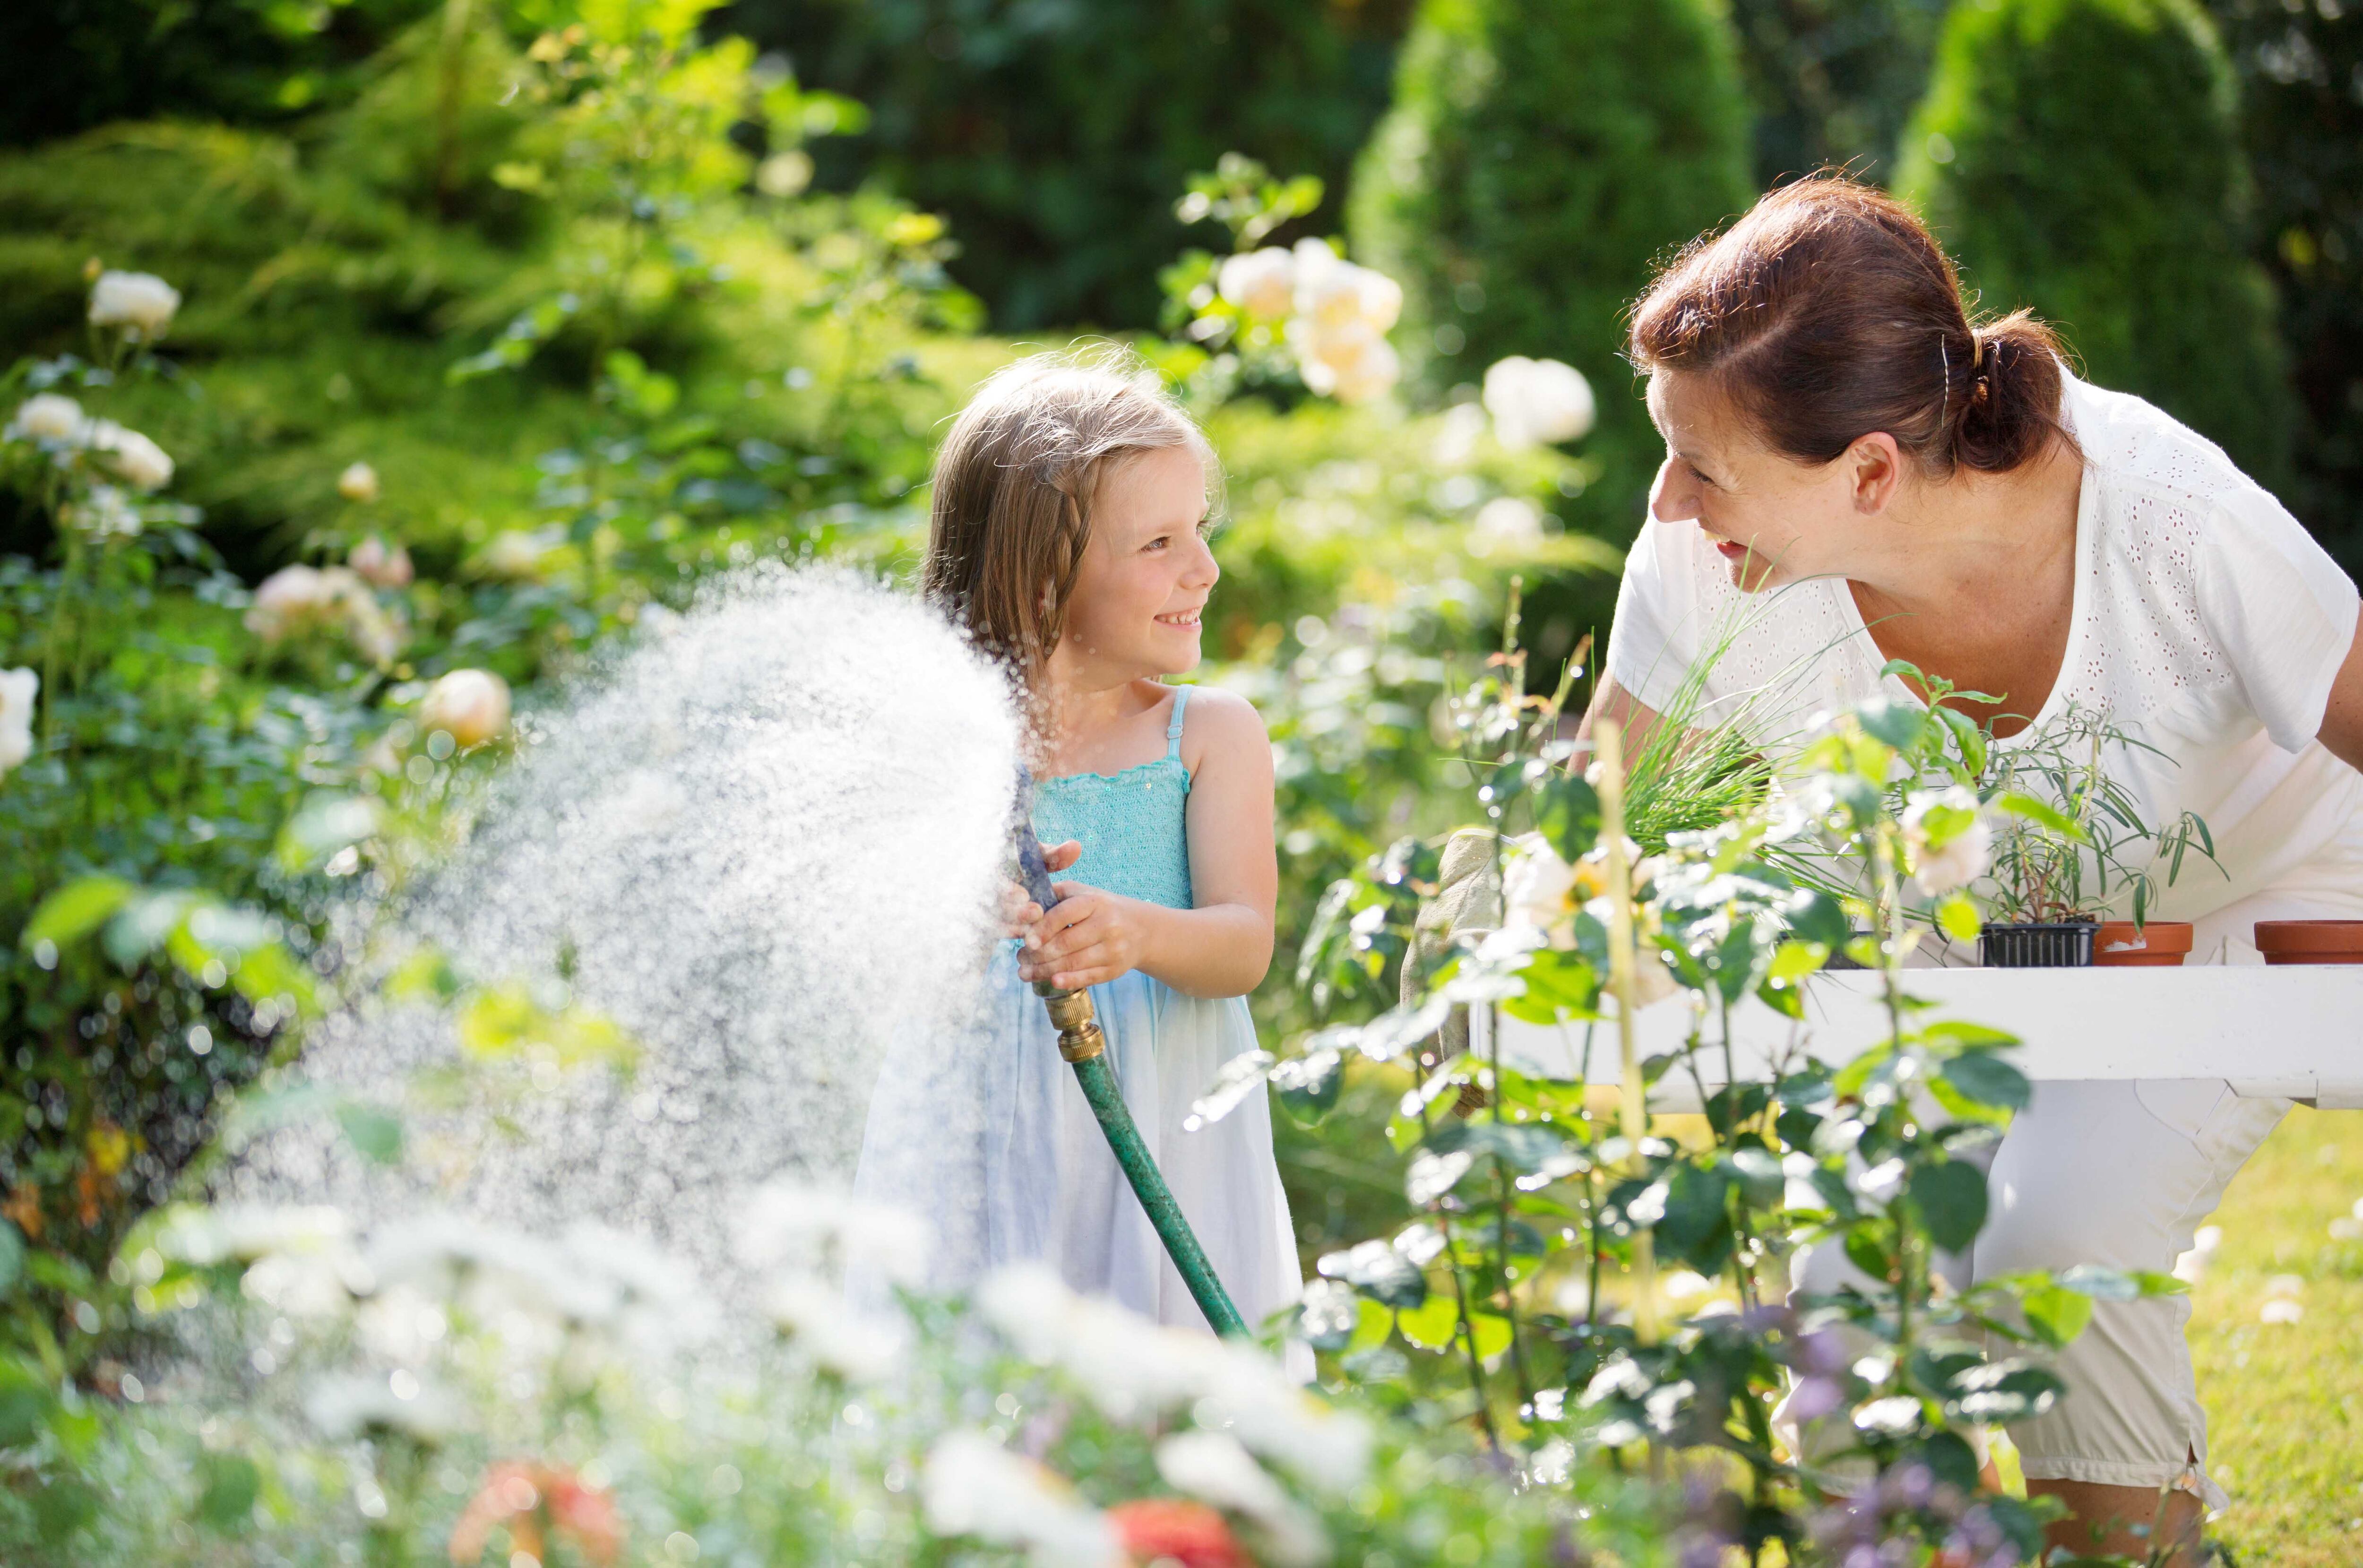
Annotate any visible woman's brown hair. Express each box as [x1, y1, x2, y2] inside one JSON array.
[[922, 350, 1216, 670], [1629, 175, 2073, 476]]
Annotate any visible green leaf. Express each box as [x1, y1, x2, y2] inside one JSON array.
[[195, 1453, 261, 1530], [1316, 1240, 1427, 1309], [1855, 697, 1926, 753], [21, 876, 135, 950], [1394, 1293, 1459, 1351], [1935, 893, 1981, 943], [2019, 1282, 2095, 1346], [1345, 1298, 1395, 1355], [1536, 773, 1601, 862], [104, 890, 200, 968], [1502, 947, 1600, 1024], [1272, 1049, 1343, 1127], [1993, 791, 2088, 842], [1907, 1159, 1988, 1253], [1780, 888, 1851, 949], [1469, 1311, 1514, 1365], [0, 1359, 52, 1447], [0, 1224, 20, 1298], [1937, 1051, 2030, 1113]]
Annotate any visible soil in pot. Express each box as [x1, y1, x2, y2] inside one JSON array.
[[1980, 921, 2098, 968], [2091, 920, 2193, 967], [2254, 919, 2363, 965]]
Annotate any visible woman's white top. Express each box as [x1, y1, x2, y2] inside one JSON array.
[[1604, 374, 2363, 929]]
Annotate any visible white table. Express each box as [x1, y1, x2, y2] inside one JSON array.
[[1481, 968, 2363, 1108]]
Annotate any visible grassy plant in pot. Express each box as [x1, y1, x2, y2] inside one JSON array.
[[1978, 706, 2219, 968]]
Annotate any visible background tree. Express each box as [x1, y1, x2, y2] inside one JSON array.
[[1345, 0, 1754, 543], [1897, 0, 2294, 488]]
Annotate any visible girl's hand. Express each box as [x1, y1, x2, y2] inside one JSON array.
[[1018, 882, 1153, 990], [1000, 840, 1081, 938]]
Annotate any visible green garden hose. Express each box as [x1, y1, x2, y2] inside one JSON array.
[[1016, 810, 1249, 1338]]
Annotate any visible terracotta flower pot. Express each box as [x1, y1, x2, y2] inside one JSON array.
[[2091, 920, 2193, 967], [2254, 919, 2363, 965]]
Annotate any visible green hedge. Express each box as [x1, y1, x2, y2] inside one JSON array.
[[1345, 0, 1754, 539], [1897, 0, 2293, 486]]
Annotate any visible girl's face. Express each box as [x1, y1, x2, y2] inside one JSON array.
[[1055, 445, 1219, 679], [1645, 369, 1893, 590]]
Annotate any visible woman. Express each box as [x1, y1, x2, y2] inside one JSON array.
[[1589, 177, 2363, 1559]]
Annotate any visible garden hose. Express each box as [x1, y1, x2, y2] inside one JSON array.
[[1013, 789, 1249, 1338]]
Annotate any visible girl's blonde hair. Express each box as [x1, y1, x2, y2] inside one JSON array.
[[922, 350, 1217, 669]]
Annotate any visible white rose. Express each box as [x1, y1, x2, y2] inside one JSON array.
[[1292, 242, 1401, 336], [86, 420, 173, 491], [349, 535, 413, 589], [1216, 247, 1297, 319], [337, 461, 381, 504], [1291, 320, 1398, 404], [1901, 784, 1992, 894], [1154, 1430, 1328, 1568], [7, 393, 86, 445], [88, 271, 181, 341], [245, 564, 339, 642], [1503, 838, 1578, 932], [419, 668, 511, 749], [1483, 357, 1596, 449], [921, 1432, 1122, 1568], [0, 667, 37, 775]]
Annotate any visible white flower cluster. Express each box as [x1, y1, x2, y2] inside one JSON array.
[[1217, 240, 1403, 404], [1482, 356, 1595, 450], [919, 1430, 1124, 1568], [977, 1263, 1372, 1495], [245, 563, 405, 665], [0, 667, 36, 781], [6, 393, 176, 537], [734, 1178, 929, 1383], [88, 270, 181, 342]]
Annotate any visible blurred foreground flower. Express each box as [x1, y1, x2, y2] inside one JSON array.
[[0, 667, 36, 777], [1107, 1499, 1254, 1568], [1156, 1430, 1326, 1568], [449, 1460, 624, 1567], [88, 269, 181, 341], [762, 1275, 906, 1381], [61, 483, 143, 541], [1901, 785, 1991, 894], [420, 669, 511, 748], [1482, 356, 1595, 449], [734, 1178, 931, 1290], [977, 1263, 1372, 1493], [88, 419, 174, 490], [922, 1431, 1123, 1568], [303, 1369, 463, 1444], [338, 461, 380, 503]]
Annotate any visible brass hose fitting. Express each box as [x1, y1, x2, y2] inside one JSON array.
[[1035, 983, 1106, 1063]]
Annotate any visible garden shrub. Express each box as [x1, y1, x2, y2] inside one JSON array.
[[1728, 0, 1949, 185], [1896, 0, 2294, 486], [1345, 0, 1755, 539], [2204, 0, 2363, 571]]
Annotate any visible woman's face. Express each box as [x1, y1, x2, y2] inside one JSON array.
[[1645, 369, 1888, 590], [1055, 445, 1219, 679]]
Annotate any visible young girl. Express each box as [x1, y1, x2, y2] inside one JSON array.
[[860, 352, 1301, 1337]]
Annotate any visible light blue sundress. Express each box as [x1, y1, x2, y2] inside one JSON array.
[[982, 686, 1302, 1335]]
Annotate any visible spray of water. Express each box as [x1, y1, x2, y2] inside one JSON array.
[[232, 566, 1020, 1290]]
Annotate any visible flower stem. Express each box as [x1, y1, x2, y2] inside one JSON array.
[[1595, 720, 1658, 1347]]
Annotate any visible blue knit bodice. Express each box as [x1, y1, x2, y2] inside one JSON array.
[[1031, 687, 1194, 911]]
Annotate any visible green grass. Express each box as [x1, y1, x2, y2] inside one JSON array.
[[2187, 1106, 2363, 1564]]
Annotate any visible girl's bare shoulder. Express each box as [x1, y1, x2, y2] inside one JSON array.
[[1176, 683, 1270, 778]]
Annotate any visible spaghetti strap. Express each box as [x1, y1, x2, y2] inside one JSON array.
[[1165, 685, 1191, 757]]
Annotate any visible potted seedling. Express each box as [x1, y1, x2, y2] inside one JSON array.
[[1977, 707, 2217, 968]]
